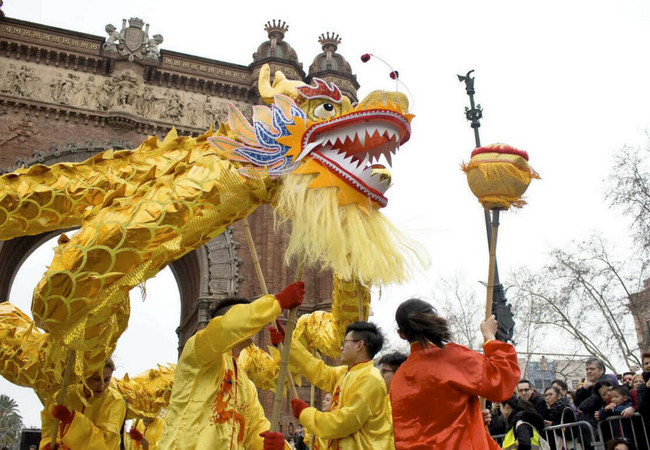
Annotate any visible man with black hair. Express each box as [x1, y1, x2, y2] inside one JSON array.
[[287, 321, 394, 449], [159, 281, 305, 449], [516, 379, 546, 415], [378, 351, 407, 391], [622, 372, 635, 388]]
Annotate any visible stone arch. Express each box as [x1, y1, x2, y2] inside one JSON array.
[[0, 142, 242, 351]]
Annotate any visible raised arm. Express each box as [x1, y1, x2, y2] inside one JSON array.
[[194, 295, 281, 361], [194, 282, 304, 364], [289, 338, 347, 393]]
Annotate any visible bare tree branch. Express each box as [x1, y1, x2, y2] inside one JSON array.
[[510, 236, 642, 372]]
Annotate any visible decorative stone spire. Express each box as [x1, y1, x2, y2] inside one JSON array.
[[264, 20, 289, 53], [319, 33, 341, 53], [252, 19, 300, 65], [319, 32, 341, 67]]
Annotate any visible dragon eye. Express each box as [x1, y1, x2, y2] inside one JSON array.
[[313, 103, 336, 119]]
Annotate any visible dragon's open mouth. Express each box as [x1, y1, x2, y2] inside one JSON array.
[[299, 109, 411, 206]]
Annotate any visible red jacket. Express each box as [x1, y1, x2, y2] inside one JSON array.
[[390, 340, 520, 449]]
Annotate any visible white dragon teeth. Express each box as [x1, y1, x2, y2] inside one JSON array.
[[303, 120, 404, 199], [316, 148, 392, 195]]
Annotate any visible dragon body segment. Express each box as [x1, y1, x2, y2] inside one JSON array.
[[0, 64, 417, 413]]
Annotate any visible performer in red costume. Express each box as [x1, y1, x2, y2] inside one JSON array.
[[389, 298, 520, 449]]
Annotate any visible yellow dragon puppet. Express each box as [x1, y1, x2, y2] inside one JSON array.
[[0, 63, 420, 414]]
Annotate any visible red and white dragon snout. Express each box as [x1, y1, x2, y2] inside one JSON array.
[[296, 109, 412, 206]]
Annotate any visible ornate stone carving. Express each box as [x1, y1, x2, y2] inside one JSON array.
[[202, 96, 219, 128], [0, 61, 252, 128], [1, 64, 41, 98], [49, 73, 78, 104], [160, 90, 184, 121], [103, 24, 121, 52], [103, 18, 163, 62], [77, 76, 97, 107], [205, 228, 242, 298], [145, 34, 164, 61], [186, 97, 200, 125], [96, 70, 141, 111], [135, 86, 159, 116], [0, 64, 19, 94]]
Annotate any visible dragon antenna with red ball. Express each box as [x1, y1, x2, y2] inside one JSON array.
[[360, 53, 415, 110]]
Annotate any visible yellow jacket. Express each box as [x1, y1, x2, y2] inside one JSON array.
[[40, 384, 127, 449], [126, 417, 164, 450], [159, 294, 282, 450], [290, 342, 395, 449]]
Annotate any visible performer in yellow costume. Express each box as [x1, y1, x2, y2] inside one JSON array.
[[159, 282, 304, 449], [127, 416, 164, 450], [39, 359, 127, 449], [288, 321, 394, 450]]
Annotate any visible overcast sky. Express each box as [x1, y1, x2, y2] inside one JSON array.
[[3, 0, 650, 427]]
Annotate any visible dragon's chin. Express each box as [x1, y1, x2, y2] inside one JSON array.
[[275, 174, 426, 285]]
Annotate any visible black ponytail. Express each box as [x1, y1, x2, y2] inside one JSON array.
[[395, 298, 452, 348]]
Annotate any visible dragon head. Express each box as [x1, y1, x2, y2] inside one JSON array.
[[209, 63, 413, 213], [209, 64, 422, 284]]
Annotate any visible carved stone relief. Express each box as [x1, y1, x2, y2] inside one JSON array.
[[0, 60, 252, 128], [205, 228, 243, 298], [1, 64, 42, 98]]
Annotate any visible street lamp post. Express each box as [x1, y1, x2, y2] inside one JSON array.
[[458, 70, 515, 342]]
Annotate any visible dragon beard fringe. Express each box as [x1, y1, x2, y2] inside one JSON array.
[[275, 174, 429, 285]]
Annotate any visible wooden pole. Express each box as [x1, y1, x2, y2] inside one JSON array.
[[308, 349, 321, 449], [357, 281, 364, 320], [243, 218, 268, 296], [50, 350, 75, 448], [270, 264, 303, 432], [481, 209, 500, 411], [242, 219, 299, 404], [484, 209, 500, 320], [309, 349, 318, 407]]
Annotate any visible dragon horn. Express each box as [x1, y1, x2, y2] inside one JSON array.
[[258, 63, 304, 104]]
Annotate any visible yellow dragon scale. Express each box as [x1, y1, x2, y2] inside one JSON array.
[[2, 129, 277, 381]]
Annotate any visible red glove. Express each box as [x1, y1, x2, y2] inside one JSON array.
[[129, 427, 144, 441], [275, 281, 305, 310], [259, 430, 286, 450], [52, 405, 75, 424], [268, 319, 286, 346], [291, 398, 309, 419]]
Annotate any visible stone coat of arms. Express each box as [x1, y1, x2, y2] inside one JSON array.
[[103, 17, 163, 62]]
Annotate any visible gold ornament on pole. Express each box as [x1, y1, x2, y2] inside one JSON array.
[[462, 143, 539, 318]]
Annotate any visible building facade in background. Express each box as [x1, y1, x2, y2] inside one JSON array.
[[630, 279, 650, 353]]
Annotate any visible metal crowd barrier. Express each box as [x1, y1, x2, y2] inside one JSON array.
[[597, 413, 649, 450], [493, 421, 600, 450], [541, 421, 597, 450]]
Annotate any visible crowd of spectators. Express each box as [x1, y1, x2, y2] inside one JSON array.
[[483, 353, 650, 449]]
